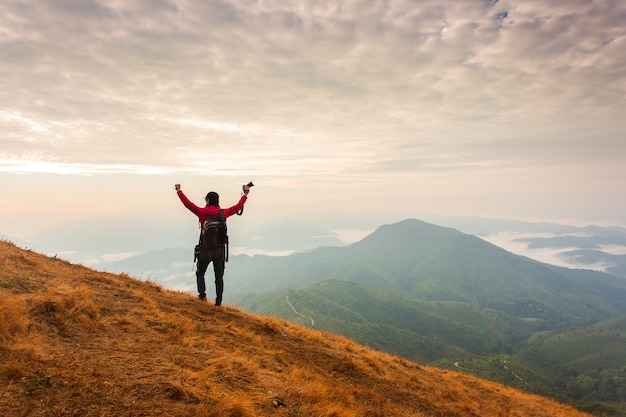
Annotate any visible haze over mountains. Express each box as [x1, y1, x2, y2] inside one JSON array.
[[9, 215, 626, 288]]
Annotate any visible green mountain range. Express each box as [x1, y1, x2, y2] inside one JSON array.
[[230, 219, 626, 324], [235, 279, 532, 362], [230, 219, 626, 416]]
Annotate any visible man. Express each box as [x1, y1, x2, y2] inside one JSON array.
[[175, 183, 251, 306]]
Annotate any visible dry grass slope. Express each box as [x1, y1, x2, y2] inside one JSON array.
[[1, 240, 591, 417]]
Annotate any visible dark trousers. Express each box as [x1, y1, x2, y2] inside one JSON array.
[[196, 246, 225, 305]]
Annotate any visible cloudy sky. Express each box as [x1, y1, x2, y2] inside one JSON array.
[[1, 0, 625, 239]]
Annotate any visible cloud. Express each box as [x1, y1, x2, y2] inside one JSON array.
[[0, 0, 625, 188]]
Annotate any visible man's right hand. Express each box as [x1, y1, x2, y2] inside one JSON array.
[[174, 184, 181, 191]]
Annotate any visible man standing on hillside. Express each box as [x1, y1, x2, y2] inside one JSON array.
[[175, 183, 251, 306]]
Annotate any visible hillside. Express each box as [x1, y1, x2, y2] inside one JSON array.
[[436, 314, 626, 416], [233, 279, 533, 362], [0, 240, 591, 417]]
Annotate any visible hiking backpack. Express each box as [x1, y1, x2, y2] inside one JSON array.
[[202, 210, 227, 248], [195, 210, 230, 262]]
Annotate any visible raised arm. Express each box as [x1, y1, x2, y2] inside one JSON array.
[[222, 184, 251, 218], [174, 184, 203, 216]]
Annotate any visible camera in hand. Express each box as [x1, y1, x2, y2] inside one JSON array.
[[246, 181, 254, 187]]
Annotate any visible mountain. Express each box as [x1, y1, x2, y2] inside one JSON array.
[[228, 219, 626, 329], [439, 314, 626, 416], [521, 225, 626, 249], [518, 313, 626, 377], [510, 224, 626, 277], [25, 215, 193, 255], [23, 216, 346, 263], [560, 249, 626, 278], [419, 215, 626, 278], [0, 240, 591, 417], [238, 220, 344, 252], [95, 246, 197, 291]]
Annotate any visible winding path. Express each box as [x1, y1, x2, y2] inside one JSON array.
[[286, 293, 315, 327]]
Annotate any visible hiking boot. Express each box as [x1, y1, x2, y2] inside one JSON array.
[[199, 294, 206, 301], [215, 299, 222, 307]]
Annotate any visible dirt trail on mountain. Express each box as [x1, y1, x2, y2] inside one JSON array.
[[286, 293, 315, 327]]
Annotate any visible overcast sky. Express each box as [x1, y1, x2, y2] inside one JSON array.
[[1, 0, 625, 239]]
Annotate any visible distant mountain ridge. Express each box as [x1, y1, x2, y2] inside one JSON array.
[[229, 219, 626, 328], [16, 215, 626, 282], [239, 220, 344, 251]]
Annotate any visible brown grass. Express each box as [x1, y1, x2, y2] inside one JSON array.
[[0, 240, 591, 417]]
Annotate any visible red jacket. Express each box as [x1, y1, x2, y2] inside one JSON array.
[[177, 190, 247, 228]]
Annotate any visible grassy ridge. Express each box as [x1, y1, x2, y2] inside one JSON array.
[[233, 280, 533, 360]]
